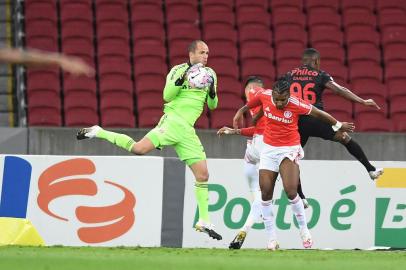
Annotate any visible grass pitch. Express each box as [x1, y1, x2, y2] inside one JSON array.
[[0, 246, 405, 270]]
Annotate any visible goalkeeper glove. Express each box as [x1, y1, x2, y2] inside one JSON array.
[[208, 79, 216, 99], [175, 75, 185, 86], [174, 64, 192, 86]]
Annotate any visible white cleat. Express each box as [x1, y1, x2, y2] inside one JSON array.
[[267, 239, 280, 251], [76, 125, 101, 140], [300, 229, 313, 249], [369, 168, 384, 180], [195, 220, 222, 240]]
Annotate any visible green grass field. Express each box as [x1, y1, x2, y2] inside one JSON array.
[[0, 246, 405, 270]]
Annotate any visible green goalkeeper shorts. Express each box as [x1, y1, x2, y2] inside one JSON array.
[[145, 113, 206, 166]]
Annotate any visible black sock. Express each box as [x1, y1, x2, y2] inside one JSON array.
[[344, 139, 376, 172], [297, 179, 306, 199]]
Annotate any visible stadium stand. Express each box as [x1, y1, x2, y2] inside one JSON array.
[[0, 1, 15, 126], [20, 0, 406, 131], [341, 0, 375, 13], [60, 0, 97, 127], [270, 0, 303, 13], [306, 0, 340, 13]]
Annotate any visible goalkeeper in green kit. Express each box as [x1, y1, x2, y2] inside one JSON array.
[[76, 40, 222, 240]]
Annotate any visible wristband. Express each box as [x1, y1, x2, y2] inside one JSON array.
[[175, 76, 185, 86], [332, 121, 343, 132]]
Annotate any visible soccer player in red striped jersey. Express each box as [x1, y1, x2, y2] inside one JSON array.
[[218, 76, 266, 249], [232, 78, 354, 250], [240, 77, 266, 198], [218, 76, 309, 249]]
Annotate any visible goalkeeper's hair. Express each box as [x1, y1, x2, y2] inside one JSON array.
[[188, 40, 205, 53], [244, 76, 264, 88], [273, 77, 290, 95]]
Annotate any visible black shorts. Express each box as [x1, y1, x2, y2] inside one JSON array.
[[298, 115, 336, 147]]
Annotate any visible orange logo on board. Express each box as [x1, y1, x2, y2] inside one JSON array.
[[37, 158, 136, 243]]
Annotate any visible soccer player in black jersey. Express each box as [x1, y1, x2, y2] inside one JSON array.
[[284, 48, 383, 180]]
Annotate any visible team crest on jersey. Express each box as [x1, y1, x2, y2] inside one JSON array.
[[284, 111, 293, 118]]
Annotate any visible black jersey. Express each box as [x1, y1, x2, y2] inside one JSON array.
[[284, 65, 333, 110]]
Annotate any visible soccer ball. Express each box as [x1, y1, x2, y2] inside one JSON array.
[[187, 63, 213, 89]]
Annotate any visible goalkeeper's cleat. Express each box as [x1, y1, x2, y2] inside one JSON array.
[[369, 168, 384, 180], [302, 198, 309, 209], [195, 221, 222, 240], [76, 125, 101, 140], [300, 228, 313, 249], [229, 231, 247, 249], [267, 239, 280, 251]]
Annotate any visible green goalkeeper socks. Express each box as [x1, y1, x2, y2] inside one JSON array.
[[96, 128, 136, 152], [194, 182, 209, 223]]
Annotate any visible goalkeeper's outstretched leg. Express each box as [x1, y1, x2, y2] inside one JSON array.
[[76, 125, 155, 155], [77, 125, 222, 241]]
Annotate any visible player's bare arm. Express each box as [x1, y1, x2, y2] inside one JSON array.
[[325, 81, 380, 109], [252, 108, 263, 126], [0, 47, 94, 76], [233, 105, 250, 129], [217, 126, 240, 136], [309, 106, 355, 133], [217, 126, 256, 137]]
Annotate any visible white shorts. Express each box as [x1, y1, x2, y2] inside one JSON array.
[[259, 144, 304, 172], [244, 134, 265, 165]]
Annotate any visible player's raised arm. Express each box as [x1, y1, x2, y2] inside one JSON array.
[[309, 106, 355, 133], [325, 81, 381, 110], [233, 105, 249, 129], [233, 92, 262, 128], [163, 64, 188, 102], [252, 108, 263, 126], [0, 47, 94, 76]]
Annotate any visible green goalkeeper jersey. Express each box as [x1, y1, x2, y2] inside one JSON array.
[[163, 63, 218, 126]]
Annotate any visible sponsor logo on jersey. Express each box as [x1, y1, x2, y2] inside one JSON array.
[[291, 67, 319, 76], [264, 111, 293, 124]]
